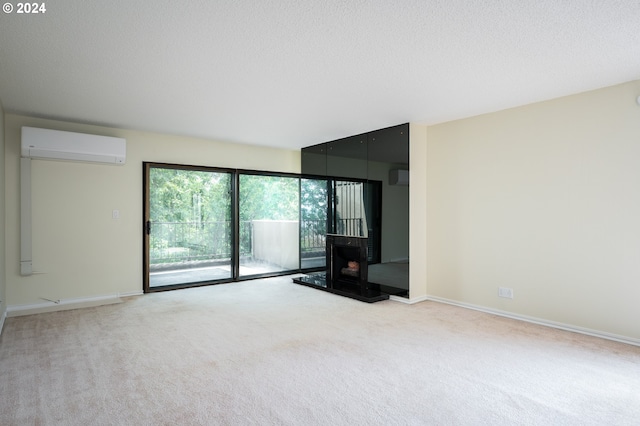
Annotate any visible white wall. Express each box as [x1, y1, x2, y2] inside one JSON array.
[[424, 80, 640, 340], [4, 114, 300, 308]]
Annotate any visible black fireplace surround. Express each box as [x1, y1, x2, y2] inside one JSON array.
[[292, 234, 389, 303], [327, 234, 368, 287]]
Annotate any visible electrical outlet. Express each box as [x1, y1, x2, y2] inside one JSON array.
[[498, 287, 514, 299], [112, 209, 120, 219]]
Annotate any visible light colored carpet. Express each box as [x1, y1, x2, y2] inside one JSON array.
[[1, 275, 639, 425]]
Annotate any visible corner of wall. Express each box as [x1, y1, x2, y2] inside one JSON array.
[[0, 97, 7, 335], [409, 123, 428, 299]]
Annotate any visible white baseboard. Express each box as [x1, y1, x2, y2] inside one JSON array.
[[425, 295, 640, 348], [118, 291, 144, 298], [6, 292, 141, 317], [389, 295, 428, 304]]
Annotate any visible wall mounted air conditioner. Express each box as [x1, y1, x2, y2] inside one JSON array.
[[389, 169, 409, 186], [21, 126, 126, 164]]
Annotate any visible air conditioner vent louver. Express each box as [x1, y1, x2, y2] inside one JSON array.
[[389, 169, 409, 186]]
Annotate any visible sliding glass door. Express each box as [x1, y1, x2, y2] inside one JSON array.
[[144, 164, 233, 290], [143, 162, 382, 292], [238, 173, 300, 277]]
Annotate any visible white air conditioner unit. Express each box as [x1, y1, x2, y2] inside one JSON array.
[[21, 126, 126, 165], [389, 169, 409, 186]]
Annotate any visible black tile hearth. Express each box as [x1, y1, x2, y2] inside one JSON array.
[[292, 272, 407, 303]]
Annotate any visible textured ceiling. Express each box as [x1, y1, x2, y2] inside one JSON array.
[[1, 0, 639, 150]]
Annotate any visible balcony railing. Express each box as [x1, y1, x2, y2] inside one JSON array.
[[149, 218, 370, 267], [150, 220, 328, 265], [149, 220, 237, 264], [300, 219, 325, 258]]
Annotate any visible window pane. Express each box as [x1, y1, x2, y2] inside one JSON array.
[[148, 167, 233, 287], [239, 174, 300, 277], [301, 178, 328, 269]]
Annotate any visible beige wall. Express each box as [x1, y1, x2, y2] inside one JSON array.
[[409, 123, 428, 300], [424, 80, 640, 340], [4, 114, 300, 307]]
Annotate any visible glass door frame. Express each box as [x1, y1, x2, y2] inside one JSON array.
[[143, 162, 237, 292], [237, 171, 302, 279], [144, 163, 313, 292]]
